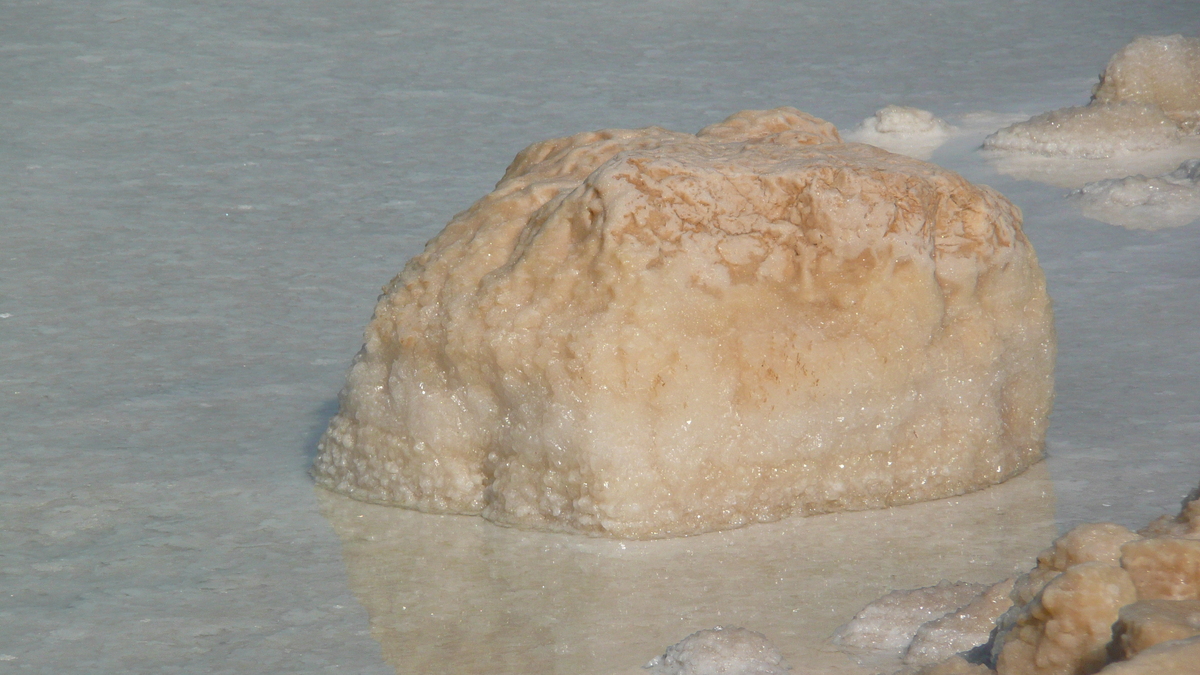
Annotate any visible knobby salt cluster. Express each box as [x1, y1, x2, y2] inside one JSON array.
[[836, 485, 1200, 675]]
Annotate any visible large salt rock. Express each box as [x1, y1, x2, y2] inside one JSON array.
[[1092, 35, 1200, 131], [313, 107, 1056, 538]]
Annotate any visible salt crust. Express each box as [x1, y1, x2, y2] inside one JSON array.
[[904, 578, 1015, 666], [983, 102, 1184, 159], [984, 35, 1200, 161], [833, 581, 990, 653], [312, 107, 1056, 539], [1068, 159, 1200, 230], [644, 627, 790, 675], [848, 482, 1200, 675], [847, 105, 955, 160]]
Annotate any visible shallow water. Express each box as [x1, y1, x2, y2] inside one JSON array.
[[4, 1, 1199, 672]]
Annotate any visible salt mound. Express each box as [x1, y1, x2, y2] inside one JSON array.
[[1093, 35, 1200, 131], [983, 102, 1184, 159], [1068, 159, 1200, 230], [313, 107, 1056, 539], [847, 105, 955, 160], [984, 35, 1200, 166], [645, 627, 790, 675]]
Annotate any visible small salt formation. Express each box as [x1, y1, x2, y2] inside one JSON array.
[[313, 107, 1055, 539], [985, 35, 1200, 160], [841, 482, 1200, 675], [644, 627, 790, 675], [1068, 159, 1200, 230], [847, 105, 955, 159], [833, 579, 1015, 672], [904, 579, 1016, 666], [833, 581, 992, 654]]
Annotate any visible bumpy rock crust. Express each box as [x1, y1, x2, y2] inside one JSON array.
[[313, 108, 1056, 538], [995, 563, 1138, 675]]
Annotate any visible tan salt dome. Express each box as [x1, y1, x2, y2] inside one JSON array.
[[313, 107, 1056, 539]]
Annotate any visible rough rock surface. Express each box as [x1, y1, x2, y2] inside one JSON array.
[[1121, 537, 1200, 601], [994, 562, 1138, 675], [1009, 522, 1141, 608], [313, 107, 1055, 538]]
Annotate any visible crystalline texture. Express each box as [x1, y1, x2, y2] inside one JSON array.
[[313, 108, 1056, 538]]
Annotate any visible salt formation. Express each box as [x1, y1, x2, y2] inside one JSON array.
[[844, 482, 1200, 675], [904, 579, 1016, 666], [833, 581, 992, 653], [313, 107, 1056, 539], [644, 627, 790, 675], [1092, 35, 1200, 131], [833, 578, 1015, 671], [983, 102, 1184, 159], [1068, 159, 1200, 230], [847, 105, 955, 160], [984, 35, 1200, 162]]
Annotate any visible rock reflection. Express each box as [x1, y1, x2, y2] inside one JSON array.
[[316, 463, 1056, 675]]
